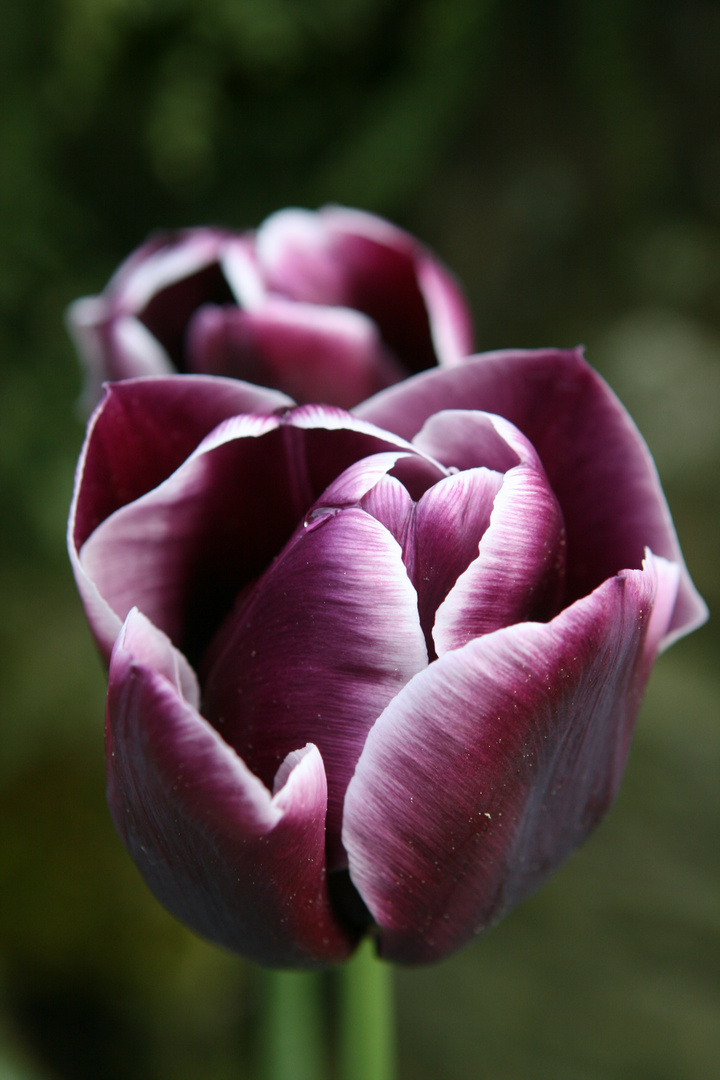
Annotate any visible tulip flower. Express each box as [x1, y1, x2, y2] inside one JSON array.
[[67, 207, 473, 410], [68, 348, 706, 967]]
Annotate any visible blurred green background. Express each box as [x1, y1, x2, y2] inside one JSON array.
[[1, 0, 718, 1077]]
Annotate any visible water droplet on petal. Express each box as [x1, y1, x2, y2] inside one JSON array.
[[303, 505, 342, 528]]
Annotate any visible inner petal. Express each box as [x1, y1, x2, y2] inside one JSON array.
[[200, 507, 428, 870], [433, 461, 567, 655], [139, 262, 236, 369], [405, 469, 504, 655], [186, 301, 403, 407]]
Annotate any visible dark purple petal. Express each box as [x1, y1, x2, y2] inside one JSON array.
[[405, 410, 566, 649], [106, 610, 355, 967], [344, 553, 678, 963], [201, 507, 428, 870], [433, 462, 566, 652], [103, 230, 233, 307], [72, 376, 293, 548], [68, 231, 241, 383], [136, 263, 235, 370], [399, 469, 504, 655], [76, 412, 287, 664], [359, 474, 415, 539], [256, 206, 471, 374], [186, 300, 404, 407], [355, 348, 708, 642], [69, 377, 295, 660]]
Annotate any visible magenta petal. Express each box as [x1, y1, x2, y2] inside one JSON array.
[[344, 554, 675, 964], [412, 409, 535, 473], [106, 610, 354, 967], [201, 508, 428, 869], [105, 230, 233, 309], [186, 300, 403, 407], [71, 376, 294, 549], [359, 475, 415, 542], [356, 348, 707, 642]]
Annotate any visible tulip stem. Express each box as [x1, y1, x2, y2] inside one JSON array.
[[260, 968, 328, 1080], [337, 937, 396, 1080]]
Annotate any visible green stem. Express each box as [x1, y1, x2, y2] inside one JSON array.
[[260, 968, 328, 1080], [337, 938, 396, 1080]]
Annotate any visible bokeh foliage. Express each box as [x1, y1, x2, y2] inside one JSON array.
[[1, 1, 718, 1077]]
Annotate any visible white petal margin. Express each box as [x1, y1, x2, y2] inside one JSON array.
[[106, 609, 355, 967], [343, 552, 677, 964]]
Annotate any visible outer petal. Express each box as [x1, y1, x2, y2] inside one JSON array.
[[101, 230, 234, 312], [343, 553, 677, 964], [66, 299, 172, 401], [67, 231, 240, 402], [107, 609, 355, 967], [68, 376, 295, 661], [77, 412, 284, 666], [256, 206, 473, 374], [186, 300, 404, 407], [355, 348, 708, 643], [201, 506, 429, 869]]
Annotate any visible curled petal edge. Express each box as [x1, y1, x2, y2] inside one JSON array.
[[107, 609, 356, 967], [343, 551, 679, 964]]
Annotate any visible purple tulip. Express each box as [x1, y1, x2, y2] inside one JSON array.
[[68, 349, 706, 967], [67, 207, 473, 410]]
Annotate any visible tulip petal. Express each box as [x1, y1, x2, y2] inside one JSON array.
[[412, 408, 539, 473], [404, 410, 566, 648], [256, 206, 466, 374], [201, 507, 428, 869], [75, 231, 239, 373], [433, 462, 566, 651], [107, 230, 233, 311], [404, 469, 504, 654], [106, 609, 355, 967], [355, 348, 708, 643], [107, 229, 240, 369], [344, 554, 675, 963], [69, 376, 295, 661], [186, 300, 404, 407], [66, 301, 173, 408]]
